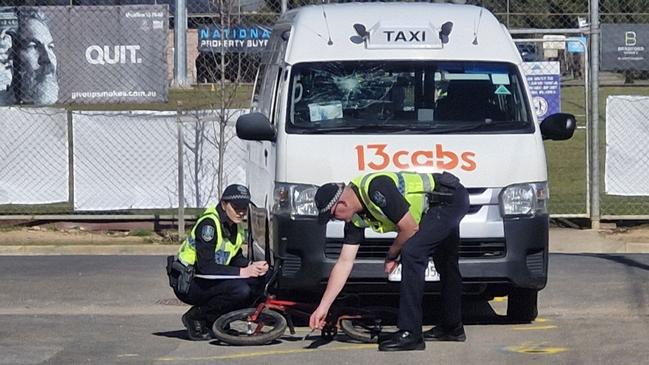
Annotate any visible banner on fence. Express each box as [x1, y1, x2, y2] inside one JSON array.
[[522, 61, 561, 120], [0, 5, 168, 106], [606, 96, 649, 196], [198, 24, 272, 53], [73, 110, 246, 211], [602, 23, 649, 71], [0, 107, 68, 205]]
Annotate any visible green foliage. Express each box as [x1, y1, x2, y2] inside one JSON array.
[[128, 229, 153, 237]]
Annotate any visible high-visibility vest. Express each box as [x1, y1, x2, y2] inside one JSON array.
[[177, 206, 244, 266], [350, 172, 435, 233]]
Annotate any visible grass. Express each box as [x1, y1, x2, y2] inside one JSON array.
[[127, 229, 153, 237], [545, 85, 588, 215]]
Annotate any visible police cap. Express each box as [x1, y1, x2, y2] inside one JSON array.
[[221, 184, 251, 209], [314, 183, 344, 224]]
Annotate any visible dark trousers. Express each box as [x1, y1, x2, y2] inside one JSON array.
[[174, 277, 261, 322], [397, 185, 470, 335]]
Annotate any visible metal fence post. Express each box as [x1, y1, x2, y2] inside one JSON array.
[[174, 0, 188, 86], [177, 104, 185, 240], [281, 0, 287, 14], [589, 0, 601, 229], [67, 110, 74, 209]]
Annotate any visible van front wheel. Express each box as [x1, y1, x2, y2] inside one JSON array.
[[507, 288, 538, 323]]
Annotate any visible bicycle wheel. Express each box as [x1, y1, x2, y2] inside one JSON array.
[[212, 308, 287, 346], [340, 306, 398, 343]]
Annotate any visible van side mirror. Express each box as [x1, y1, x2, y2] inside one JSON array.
[[236, 112, 276, 142], [540, 113, 576, 141]]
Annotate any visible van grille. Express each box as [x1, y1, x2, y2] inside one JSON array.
[[325, 238, 505, 259]]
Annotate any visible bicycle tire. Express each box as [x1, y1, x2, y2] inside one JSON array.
[[340, 306, 398, 343], [212, 308, 287, 346]]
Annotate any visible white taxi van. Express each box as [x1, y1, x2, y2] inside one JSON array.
[[236, 2, 575, 322]]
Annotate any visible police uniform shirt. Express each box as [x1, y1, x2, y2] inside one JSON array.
[[344, 175, 410, 245], [194, 205, 249, 275]]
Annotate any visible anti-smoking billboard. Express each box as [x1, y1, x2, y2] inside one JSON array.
[[0, 5, 168, 105]]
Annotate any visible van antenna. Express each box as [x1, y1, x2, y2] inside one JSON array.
[[321, 5, 334, 46], [473, 8, 483, 45]]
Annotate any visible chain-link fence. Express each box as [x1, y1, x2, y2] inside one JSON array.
[[2, 0, 649, 224], [512, 37, 589, 217], [0, 107, 247, 215], [597, 1, 649, 219]]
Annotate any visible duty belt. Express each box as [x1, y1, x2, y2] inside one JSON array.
[[429, 172, 460, 205]]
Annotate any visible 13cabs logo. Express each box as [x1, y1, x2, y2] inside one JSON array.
[[355, 144, 477, 172]]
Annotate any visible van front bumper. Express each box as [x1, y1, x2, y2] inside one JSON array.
[[272, 214, 548, 296]]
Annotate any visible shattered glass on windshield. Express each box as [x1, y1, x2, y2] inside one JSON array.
[[287, 61, 533, 134]]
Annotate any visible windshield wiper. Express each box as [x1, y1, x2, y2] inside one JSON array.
[[294, 121, 530, 134], [298, 123, 410, 134], [399, 121, 530, 134]]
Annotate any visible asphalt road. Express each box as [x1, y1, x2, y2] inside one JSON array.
[[0, 254, 648, 365]]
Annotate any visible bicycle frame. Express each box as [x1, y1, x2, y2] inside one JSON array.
[[248, 295, 317, 335]]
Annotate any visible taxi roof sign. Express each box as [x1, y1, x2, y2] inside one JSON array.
[[363, 21, 448, 49]]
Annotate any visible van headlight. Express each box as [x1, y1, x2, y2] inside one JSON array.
[[273, 182, 318, 218], [499, 182, 548, 217]]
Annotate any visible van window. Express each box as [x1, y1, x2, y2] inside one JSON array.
[[251, 63, 267, 111], [286, 61, 533, 134], [252, 25, 288, 115]]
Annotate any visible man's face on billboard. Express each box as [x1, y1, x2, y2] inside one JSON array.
[[17, 17, 58, 105]]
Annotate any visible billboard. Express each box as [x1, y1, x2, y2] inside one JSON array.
[[198, 24, 271, 53], [0, 5, 168, 105], [602, 23, 649, 71]]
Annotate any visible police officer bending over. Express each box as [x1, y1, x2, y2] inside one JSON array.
[[309, 171, 469, 351], [167, 184, 268, 341]]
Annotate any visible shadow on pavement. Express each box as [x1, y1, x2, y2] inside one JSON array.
[[421, 298, 523, 326], [208, 339, 283, 346], [152, 330, 193, 340], [573, 253, 649, 271]]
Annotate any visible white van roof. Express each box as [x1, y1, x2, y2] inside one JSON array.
[[280, 3, 520, 65]]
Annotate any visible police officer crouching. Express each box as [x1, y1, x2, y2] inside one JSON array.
[[166, 184, 268, 341], [309, 171, 469, 351]]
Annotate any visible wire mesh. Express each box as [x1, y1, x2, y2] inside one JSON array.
[[598, 0, 649, 217], [0, 0, 648, 220]]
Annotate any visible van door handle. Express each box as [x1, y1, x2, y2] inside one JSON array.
[[264, 149, 268, 166]]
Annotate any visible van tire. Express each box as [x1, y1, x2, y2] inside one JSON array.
[[507, 288, 538, 323]]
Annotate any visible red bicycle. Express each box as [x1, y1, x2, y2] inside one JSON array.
[[211, 262, 397, 346]]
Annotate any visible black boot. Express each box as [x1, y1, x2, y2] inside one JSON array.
[[378, 330, 425, 352], [181, 306, 212, 341], [204, 309, 225, 337], [423, 324, 466, 342]]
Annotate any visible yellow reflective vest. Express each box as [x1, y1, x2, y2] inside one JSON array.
[[177, 206, 245, 267], [350, 172, 435, 233]]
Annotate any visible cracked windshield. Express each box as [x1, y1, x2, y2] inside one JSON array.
[[287, 61, 533, 134]]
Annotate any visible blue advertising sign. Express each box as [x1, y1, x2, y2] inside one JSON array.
[[567, 36, 587, 53], [198, 25, 271, 53], [522, 62, 561, 120]]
